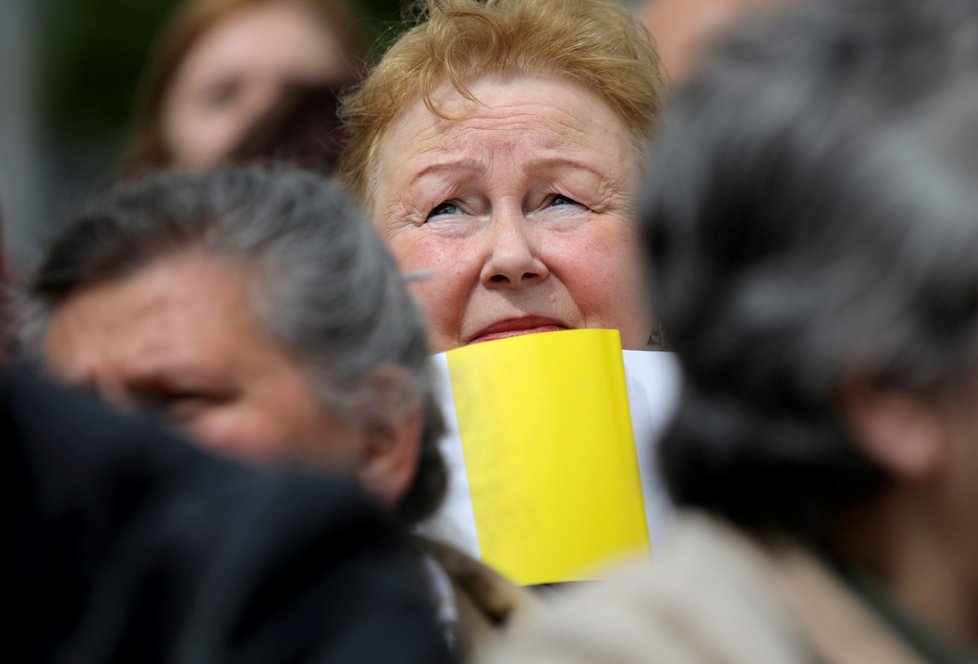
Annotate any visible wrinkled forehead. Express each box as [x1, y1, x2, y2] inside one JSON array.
[[366, 74, 637, 208]]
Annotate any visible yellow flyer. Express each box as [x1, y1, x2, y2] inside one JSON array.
[[442, 329, 650, 585]]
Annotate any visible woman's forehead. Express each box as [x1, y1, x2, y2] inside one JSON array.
[[374, 77, 631, 173]]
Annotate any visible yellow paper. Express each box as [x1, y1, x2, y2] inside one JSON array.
[[446, 329, 649, 585]]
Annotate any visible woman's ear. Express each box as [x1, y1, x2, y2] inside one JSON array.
[[353, 365, 424, 507], [839, 380, 947, 482]]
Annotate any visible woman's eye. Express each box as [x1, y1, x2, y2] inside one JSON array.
[[548, 194, 583, 208], [425, 201, 460, 221]]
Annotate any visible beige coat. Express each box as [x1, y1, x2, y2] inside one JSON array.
[[484, 512, 924, 664], [424, 539, 542, 660]]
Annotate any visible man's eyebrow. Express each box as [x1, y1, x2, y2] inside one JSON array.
[[122, 357, 221, 386]]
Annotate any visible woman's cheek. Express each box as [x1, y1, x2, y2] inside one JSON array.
[[554, 221, 648, 339]]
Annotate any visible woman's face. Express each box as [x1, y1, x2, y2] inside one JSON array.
[[162, 2, 349, 168], [372, 76, 652, 353]]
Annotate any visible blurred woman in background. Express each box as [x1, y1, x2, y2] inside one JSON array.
[[125, 0, 364, 173]]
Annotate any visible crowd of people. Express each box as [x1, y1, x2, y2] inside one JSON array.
[[4, 0, 978, 662]]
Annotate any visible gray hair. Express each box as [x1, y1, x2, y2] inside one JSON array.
[[643, 0, 978, 541], [20, 165, 446, 522]]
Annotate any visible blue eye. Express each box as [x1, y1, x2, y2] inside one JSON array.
[[549, 194, 582, 208], [426, 202, 460, 221]]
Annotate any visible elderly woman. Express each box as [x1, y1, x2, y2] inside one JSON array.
[[340, 0, 665, 352], [20, 166, 535, 657], [126, 0, 363, 173]]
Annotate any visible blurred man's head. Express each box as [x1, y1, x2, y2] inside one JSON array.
[[637, 0, 778, 82], [644, 0, 978, 638], [23, 166, 445, 521]]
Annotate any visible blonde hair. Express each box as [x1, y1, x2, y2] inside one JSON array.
[[124, 0, 365, 174], [339, 0, 666, 207]]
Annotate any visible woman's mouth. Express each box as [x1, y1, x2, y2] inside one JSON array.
[[467, 317, 569, 344]]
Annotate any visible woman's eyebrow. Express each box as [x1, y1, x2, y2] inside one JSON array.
[[522, 156, 608, 178], [408, 158, 485, 186]]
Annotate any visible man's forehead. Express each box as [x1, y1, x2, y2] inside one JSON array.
[[47, 254, 258, 361]]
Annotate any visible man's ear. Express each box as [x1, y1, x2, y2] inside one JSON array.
[[839, 379, 947, 482], [353, 365, 424, 508]]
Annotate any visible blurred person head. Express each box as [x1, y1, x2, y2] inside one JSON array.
[[340, 0, 665, 352], [646, 0, 978, 639], [226, 81, 347, 176], [21, 166, 445, 523], [637, 0, 779, 83], [125, 0, 364, 173]]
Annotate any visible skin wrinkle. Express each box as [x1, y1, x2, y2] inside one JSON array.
[[383, 111, 632, 234], [368, 74, 635, 211], [372, 75, 650, 351]]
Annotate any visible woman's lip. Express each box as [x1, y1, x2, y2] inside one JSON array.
[[467, 318, 568, 344]]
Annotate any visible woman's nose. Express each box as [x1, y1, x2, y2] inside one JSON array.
[[480, 212, 550, 289]]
